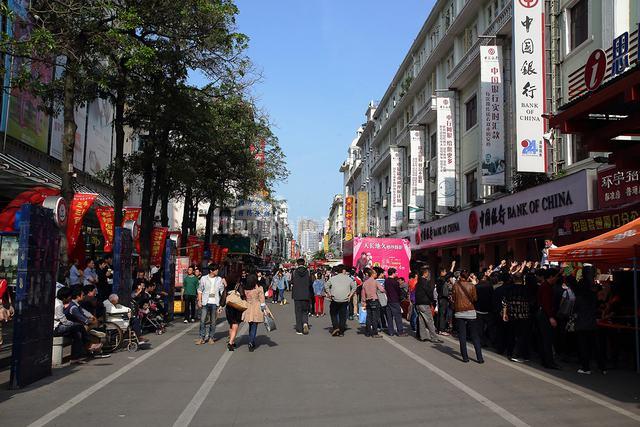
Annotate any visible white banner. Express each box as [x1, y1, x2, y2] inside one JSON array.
[[409, 128, 425, 220], [390, 146, 403, 228], [480, 45, 505, 186], [436, 97, 455, 207], [514, 0, 546, 173]]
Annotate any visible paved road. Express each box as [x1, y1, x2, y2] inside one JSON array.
[[1, 300, 639, 427]]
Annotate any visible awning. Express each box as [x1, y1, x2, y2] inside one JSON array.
[[0, 152, 113, 206], [548, 217, 640, 263]]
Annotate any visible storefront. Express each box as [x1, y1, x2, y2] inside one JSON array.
[[396, 169, 596, 270]]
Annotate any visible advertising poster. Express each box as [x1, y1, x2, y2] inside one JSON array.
[[480, 45, 505, 186], [85, 98, 114, 176], [3, 0, 51, 152], [356, 191, 368, 235], [436, 97, 455, 206], [390, 146, 404, 227], [409, 128, 425, 220], [352, 237, 411, 281], [95, 206, 115, 252], [174, 256, 190, 289], [344, 196, 354, 241], [514, 0, 546, 172]]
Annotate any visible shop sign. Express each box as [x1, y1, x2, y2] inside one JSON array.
[[597, 166, 640, 208], [554, 202, 640, 245], [409, 128, 425, 219], [480, 46, 505, 185], [514, 0, 546, 173], [344, 196, 354, 241], [357, 191, 369, 235], [436, 97, 455, 206], [390, 146, 404, 227], [397, 169, 592, 250], [567, 25, 639, 103]]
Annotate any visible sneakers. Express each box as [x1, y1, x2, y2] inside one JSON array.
[[248, 343, 255, 352], [331, 328, 340, 337], [302, 324, 309, 335], [577, 369, 592, 375], [183, 319, 189, 324], [296, 331, 303, 335], [510, 357, 525, 363]]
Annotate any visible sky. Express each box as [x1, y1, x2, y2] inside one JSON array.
[[191, 0, 434, 233]]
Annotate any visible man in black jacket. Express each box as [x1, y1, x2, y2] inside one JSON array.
[[415, 266, 442, 343], [291, 258, 312, 335]]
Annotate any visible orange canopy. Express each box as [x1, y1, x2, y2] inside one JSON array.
[[548, 217, 640, 264]]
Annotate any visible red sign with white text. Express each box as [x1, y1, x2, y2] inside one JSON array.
[[150, 227, 168, 266], [95, 206, 115, 252]]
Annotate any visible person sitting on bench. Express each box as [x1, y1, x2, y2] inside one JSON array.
[[53, 287, 101, 363]]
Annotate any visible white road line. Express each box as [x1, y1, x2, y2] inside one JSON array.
[[440, 335, 640, 423], [27, 323, 198, 427], [383, 335, 530, 427], [173, 323, 248, 427]]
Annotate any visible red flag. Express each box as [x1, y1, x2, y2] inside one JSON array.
[[95, 206, 115, 252], [66, 193, 97, 255], [150, 227, 168, 265]]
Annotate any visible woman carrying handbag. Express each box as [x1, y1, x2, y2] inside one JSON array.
[[242, 268, 272, 352]]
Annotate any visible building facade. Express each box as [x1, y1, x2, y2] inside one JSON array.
[[297, 218, 320, 257]]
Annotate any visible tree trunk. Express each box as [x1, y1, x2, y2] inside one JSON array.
[[113, 92, 126, 229], [59, 65, 78, 267], [181, 186, 192, 255], [161, 189, 169, 227], [139, 135, 155, 269]]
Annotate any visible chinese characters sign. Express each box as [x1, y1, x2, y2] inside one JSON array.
[[344, 196, 354, 241], [514, 0, 546, 173], [150, 227, 168, 266], [95, 206, 115, 252], [66, 193, 97, 255], [436, 97, 455, 207], [409, 129, 425, 219], [357, 191, 368, 235], [352, 237, 411, 281], [390, 146, 404, 227], [597, 167, 640, 208], [480, 45, 505, 186]]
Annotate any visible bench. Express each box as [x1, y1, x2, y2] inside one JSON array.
[[52, 336, 71, 367]]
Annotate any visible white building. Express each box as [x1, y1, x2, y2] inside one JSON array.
[[297, 218, 320, 256]]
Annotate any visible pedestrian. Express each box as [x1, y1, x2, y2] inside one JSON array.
[[182, 266, 199, 323], [83, 259, 98, 286], [501, 273, 531, 363], [374, 267, 388, 330], [536, 268, 560, 369], [436, 261, 455, 335], [408, 271, 418, 331], [312, 272, 325, 317], [574, 278, 606, 374], [276, 270, 287, 304], [452, 271, 484, 363], [361, 267, 384, 338], [475, 269, 494, 345], [384, 268, 407, 337], [242, 267, 271, 352], [291, 258, 312, 335], [196, 264, 226, 345], [324, 265, 356, 336], [415, 266, 442, 343], [69, 259, 83, 286]]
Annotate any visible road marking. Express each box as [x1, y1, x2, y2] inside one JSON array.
[[383, 335, 530, 427], [27, 323, 198, 427], [173, 323, 248, 427], [440, 335, 640, 423]]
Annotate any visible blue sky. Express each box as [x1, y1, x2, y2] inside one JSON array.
[[193, 0, 434, 233]]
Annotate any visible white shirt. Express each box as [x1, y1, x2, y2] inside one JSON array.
[[198, 275, 225, 305]]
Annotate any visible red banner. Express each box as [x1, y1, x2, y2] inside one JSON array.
[[187, 235, 199, 264], [123, 207, 141, 253], [66, 193, 97, 255], [95, 207, 114, 252], [150, 227, 168, 266]]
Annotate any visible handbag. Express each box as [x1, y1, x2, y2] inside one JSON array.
[[226, 284, 247, 311], [263, 311, 277, 332], [266, 288, 273, 299], [377, 290, 388, 307]]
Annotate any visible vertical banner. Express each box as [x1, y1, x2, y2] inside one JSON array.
[[187, 235, 198, 264], [480, 45, 506, 186], [95, 206, 115, 253], [150, 227, 168, 266], [344, 196, 354, 241], [409, 129, 425, 220], [323, 234, 329, 253], [175, 256, 190, 288], [66, 193, 97, 254], [390, 146, 404, 228], [357, 191, 369, 235], [436, 97, 456, 206], [514, 0, 546, 172]]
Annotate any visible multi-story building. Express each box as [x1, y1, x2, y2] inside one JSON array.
[[340, 0, 624, 271], [297, 218, 320, 256], [326, 194, 344, 257]]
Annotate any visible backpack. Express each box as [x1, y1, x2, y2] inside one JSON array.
[[557, 288, 575, 320]]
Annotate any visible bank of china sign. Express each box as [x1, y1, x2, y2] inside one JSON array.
[[514, 0, 546, 173]]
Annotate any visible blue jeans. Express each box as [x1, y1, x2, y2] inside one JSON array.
[[410, 306, 418, 331], [278, 288, 285, 301], [248, 322, 258, 346], [199, 304, 217, 339]]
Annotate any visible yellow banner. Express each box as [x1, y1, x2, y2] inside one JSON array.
[[357, 191, 368, 235], [323, 234, 329, 253], [345, 196, 354, 241]]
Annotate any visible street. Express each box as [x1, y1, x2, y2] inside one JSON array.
[[1, 300, 639, 427]]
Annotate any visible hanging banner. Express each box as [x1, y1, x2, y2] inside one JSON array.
[[66, 193, 97, 254], [323, 234, 329, 253], [95, 206, 115, 253], [357, 191, 369, 235], [390, 146, 404, 228], [514, 0, 546, 173], [436, 97, 456, 206], [150, 227, 168, 266], [480, 45, 506, 186], [409, 129, 425, 220], [345, 196, 354, 241]]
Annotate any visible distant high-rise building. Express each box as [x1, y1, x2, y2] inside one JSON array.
[[297, 218, 320, 256]]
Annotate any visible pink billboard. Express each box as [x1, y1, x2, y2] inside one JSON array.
[[351, 237, 411, 280]]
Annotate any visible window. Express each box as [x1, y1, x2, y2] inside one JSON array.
[[463, 23, 477, 53], [378, 182, 383, 199], [465, 95, 477, 131], [430, 133, 437, 158], [570, 0, 588, 50], [465, 170, 477, 203], [446, 53, 454, 73], [570, 134, 590, 163], [385, 176, 390, 194], [431, 191, 437, 213]]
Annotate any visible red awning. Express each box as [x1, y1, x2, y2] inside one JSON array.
[[548, 217, 640, 263]]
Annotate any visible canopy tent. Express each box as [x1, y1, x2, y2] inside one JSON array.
[[548, 217, 640, 373]]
